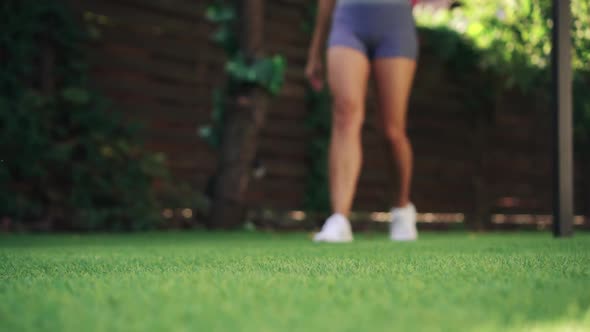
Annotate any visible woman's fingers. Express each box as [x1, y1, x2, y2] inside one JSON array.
[[306, 60, 324, 92]]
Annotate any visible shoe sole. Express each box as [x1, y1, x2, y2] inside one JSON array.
[[390, 227, 418, 241], [391, 235, 417, 241], [313, 233, 353, 243]]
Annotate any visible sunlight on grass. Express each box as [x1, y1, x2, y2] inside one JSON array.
[[482, 309, 590, 332]]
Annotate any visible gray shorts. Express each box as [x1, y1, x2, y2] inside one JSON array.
[[328, 3, 418, 60]]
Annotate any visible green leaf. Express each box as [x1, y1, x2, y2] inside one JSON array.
[[205, 3, 235, 23], [252, 56, 286, 95], [198, 125, 220, 148], [211, 26, 231, 46], [467, 22, 484, 38], [87, 25, 101, 40], [226, 57, 256, 83], [199, 125, 212, 139], [62, 87, 90, 104]]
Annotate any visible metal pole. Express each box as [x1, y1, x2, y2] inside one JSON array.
[[552, 0, 574, 237]]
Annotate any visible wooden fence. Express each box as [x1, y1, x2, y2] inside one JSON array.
[[66, 0, 588, 223]]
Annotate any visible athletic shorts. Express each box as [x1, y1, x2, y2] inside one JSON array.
[[327, 2, 419, 60]]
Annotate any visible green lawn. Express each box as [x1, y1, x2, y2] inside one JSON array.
[[1, 232, 589, 332]]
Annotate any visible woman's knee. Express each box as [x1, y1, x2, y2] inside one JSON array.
[[332, 95, 364, 134], [384, 125, 409, 145]]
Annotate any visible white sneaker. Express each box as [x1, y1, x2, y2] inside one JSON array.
[[313, 214, 353, 243], [390, 203, 418, 241]]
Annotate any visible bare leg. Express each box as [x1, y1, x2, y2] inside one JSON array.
[[372, 57, 417, 208], [327, 47, 370, 216]]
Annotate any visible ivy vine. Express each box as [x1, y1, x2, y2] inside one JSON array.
[[200, 0, 286, 148], [303, 5, 332, 214], [0, 0, 177, 230], [304, 86, 332, 213]]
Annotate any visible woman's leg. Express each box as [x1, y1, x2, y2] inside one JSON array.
[[327, 47, 370, 216], [372, 57, 417, 208]]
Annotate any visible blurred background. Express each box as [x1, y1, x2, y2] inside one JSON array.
[[1, 0, 589, 233]]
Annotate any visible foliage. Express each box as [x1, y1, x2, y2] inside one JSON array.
[[415, 0, 590, 149], [205, 1, 238, 55], [226, 55, 286, 95], [0, 0, 176, 230], [417, 0, 552, 90], [302, 5, 332, 213], [302, 0, 590, 213], [200, 0, 286, 149], [304, 87, 332, 213]]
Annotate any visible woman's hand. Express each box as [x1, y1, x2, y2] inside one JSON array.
[[305, 52, 324, 92], [305, 0, 335, 92]]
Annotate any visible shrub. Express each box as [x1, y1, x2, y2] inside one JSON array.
[[0, 0, 179, 231]]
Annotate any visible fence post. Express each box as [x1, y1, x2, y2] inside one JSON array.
[[208, 0, 269, 229], [552, 0, 573, 237], [468, 96, 493, 231]]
